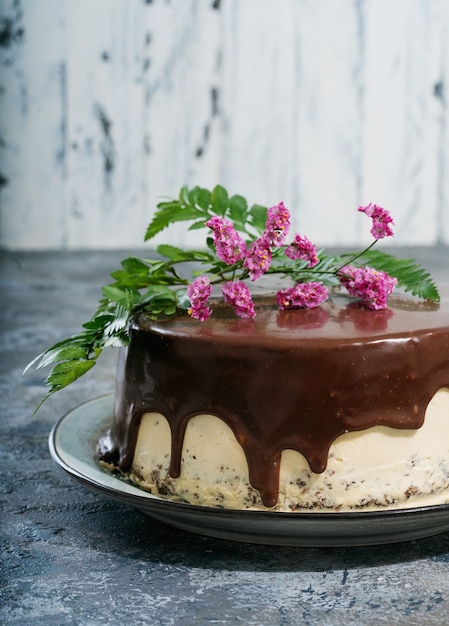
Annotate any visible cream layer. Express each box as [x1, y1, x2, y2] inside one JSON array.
[[128, 387, 449, 511]]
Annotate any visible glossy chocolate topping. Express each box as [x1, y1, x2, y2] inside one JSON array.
[[98, 291, 449, 507]]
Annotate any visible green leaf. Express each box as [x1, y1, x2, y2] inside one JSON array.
[[103, 305, 130, 336], [196, 187, 212, 211], [179, 185, 190, 205], [187, 186, 211, 213], [145, 259, 170, 274], [103, 334, 129, 348], [82, 314, 115, 330], [145, 185, 260, 239], [35, 344, 89, 370], [45, 359, 97, 391], [137, 285, 177, 308], [211, 185, 229, 216], [109, 269, 131, 282], [188, 219, 208, 231], [145, 202, 200, 241], [228, 194, 248, 231], [24, 339, 87, 374], [248, 204, 268, 235], [157, 244, 190, 262], [101, 285, 132, 306], [121, 257, 151, 274], [155, 244, 214, 264], [269, 250, 342, 286]]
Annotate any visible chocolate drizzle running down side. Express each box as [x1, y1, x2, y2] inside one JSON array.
[[98, 293, 449, 508]]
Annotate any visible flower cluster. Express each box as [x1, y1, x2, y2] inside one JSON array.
[[358, 203, 394, 240], [284, 234, 319, 267], [206, 216, 247, 265], [222, 281, 255, 318], [338, 265, 397, 310], [276, 282, 329, 310], [187, 201, 397, 319], [187, 276, 212, 321], [263, 201, 291, 246], [243, 238, 272, 281], [242, 202, 292, 281]]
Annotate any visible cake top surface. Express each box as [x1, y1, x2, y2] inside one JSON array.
[[139, 289, 449, 345]]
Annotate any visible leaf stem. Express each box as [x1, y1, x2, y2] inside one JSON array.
[[334, 240, 378, 274]]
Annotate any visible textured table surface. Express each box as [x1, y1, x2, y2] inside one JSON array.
[[1, 247, 449, 626]]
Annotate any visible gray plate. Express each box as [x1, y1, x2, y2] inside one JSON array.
[[49, 394, 449, 547]]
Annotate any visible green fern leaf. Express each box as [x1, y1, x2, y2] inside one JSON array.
[[145, 202, 201, 241]]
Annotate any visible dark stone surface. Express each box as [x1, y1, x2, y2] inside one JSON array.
[[1, 247, 449, 625]]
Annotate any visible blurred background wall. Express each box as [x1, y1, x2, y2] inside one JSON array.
[[0, 0, 448, 251]]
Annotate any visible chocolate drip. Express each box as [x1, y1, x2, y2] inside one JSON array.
[[99, 293, 449, 508]]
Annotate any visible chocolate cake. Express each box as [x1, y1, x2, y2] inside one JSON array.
[[98, 290, 449, 511], [27, 186, 447, 512]]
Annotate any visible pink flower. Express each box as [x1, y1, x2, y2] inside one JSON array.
[[243, 237, 272, 281], [284, 234, 319, 267], [222, 281, 256, 318], [206, 216, 247, 265], [187, 275, 212, 321], [276, 282, 329, 310], [358, 203, 394, 240], [338, 265, 397, 309], [263, 201, 291, 246]]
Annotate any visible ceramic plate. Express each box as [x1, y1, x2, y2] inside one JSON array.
[[49, 395, 449, 547]]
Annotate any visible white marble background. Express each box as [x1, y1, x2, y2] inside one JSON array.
[[0, 0, 448, 250]]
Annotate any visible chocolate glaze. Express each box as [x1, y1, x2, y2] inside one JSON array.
[[98, 292, 449, 508]]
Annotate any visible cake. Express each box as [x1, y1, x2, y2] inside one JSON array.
[[28, 185, 448, 512], [97, 290, 449, 511]]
